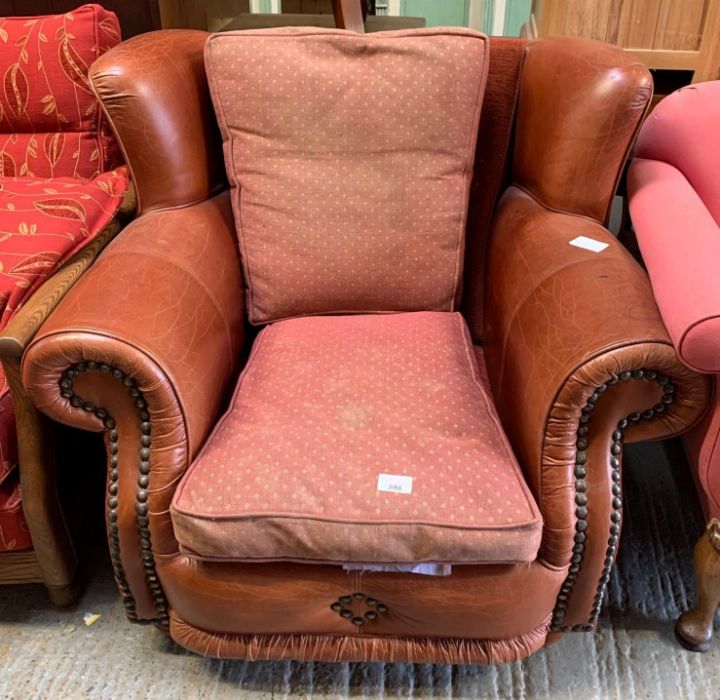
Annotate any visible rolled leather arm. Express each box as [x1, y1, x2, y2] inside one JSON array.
[[22, 192, 245, 623], [484, 187, 710, 631]]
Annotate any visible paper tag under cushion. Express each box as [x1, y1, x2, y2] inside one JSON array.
[[342, 563, 452, 576], [377, 473, 413, 495]]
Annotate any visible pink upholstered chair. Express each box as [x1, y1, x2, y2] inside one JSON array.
[[628, 81, 720, 652]]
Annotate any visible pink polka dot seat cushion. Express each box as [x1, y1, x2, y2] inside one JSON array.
[[172, 312, 542, 565]]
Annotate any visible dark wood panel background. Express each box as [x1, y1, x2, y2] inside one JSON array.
[[282, 0, 334, 12], [0, 1, 161, 37]]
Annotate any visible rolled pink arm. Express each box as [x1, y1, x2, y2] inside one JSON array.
[[628, 81, 720, 374], [629, 158, 720, 373]]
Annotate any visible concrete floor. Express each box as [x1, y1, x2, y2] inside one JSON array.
[[0, 440, 718, 700]]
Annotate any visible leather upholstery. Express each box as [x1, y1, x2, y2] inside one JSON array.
[[513, 38, 651, 223], [170, 612, 551, 664], [483, 186, 711, 626], [162, 557, 560, 662], [158, 556, 564, 641], [23, 192, 245, 618], [89, 30, 226, 215], [485, 188, 709, 544], [462, 37, 525, 342], [21, 31, 711, 662], [332, 0, 367, 34]]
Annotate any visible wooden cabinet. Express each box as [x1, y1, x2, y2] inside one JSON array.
[[525, 0, 720, 83]]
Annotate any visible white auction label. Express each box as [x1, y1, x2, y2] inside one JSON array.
[[377, 473, 413, 495], [569, 236, 609, 253]]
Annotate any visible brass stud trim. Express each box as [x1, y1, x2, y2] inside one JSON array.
[[58, 363, 168, 628], [330, 592, 389, 625], [550, 370, 675, 633]]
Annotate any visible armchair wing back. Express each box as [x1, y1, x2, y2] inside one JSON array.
[[20, 27, 712, 664], [89, 30, 226, 214]]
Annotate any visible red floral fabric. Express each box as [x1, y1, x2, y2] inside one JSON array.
[[0, 364, 28, 551], [0, 167, 129, 327], [0, 369, 16, 485], [0, 166, 129, 552], [0, 4, 122, 179], [0, 165, 128, 552], [0, 467, 31, 552], [0, 5, 125, 552]]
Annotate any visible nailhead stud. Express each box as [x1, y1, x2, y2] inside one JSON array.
[[57, 362, 167, 627], [553, 371, 675, 631]]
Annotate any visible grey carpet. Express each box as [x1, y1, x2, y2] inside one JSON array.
[[0, 440, 718, 700]]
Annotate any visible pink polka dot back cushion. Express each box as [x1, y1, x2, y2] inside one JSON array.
[[205, 28, 489, 324]]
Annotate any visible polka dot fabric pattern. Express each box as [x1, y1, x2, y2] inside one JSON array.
[[205, 28, 489, 324], [172, 312, 542, 565]]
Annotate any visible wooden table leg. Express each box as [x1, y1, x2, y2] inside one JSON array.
[[676, 518, 720, 652]]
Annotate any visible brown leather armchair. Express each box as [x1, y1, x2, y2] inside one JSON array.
[[19, 27, 710, 664]]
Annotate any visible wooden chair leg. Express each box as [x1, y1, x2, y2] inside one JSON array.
[[676, 518, 720, 652], [46, 581, 80, 607]]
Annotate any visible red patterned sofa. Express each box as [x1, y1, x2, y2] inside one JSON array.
[[0, 4, 130, 603]]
